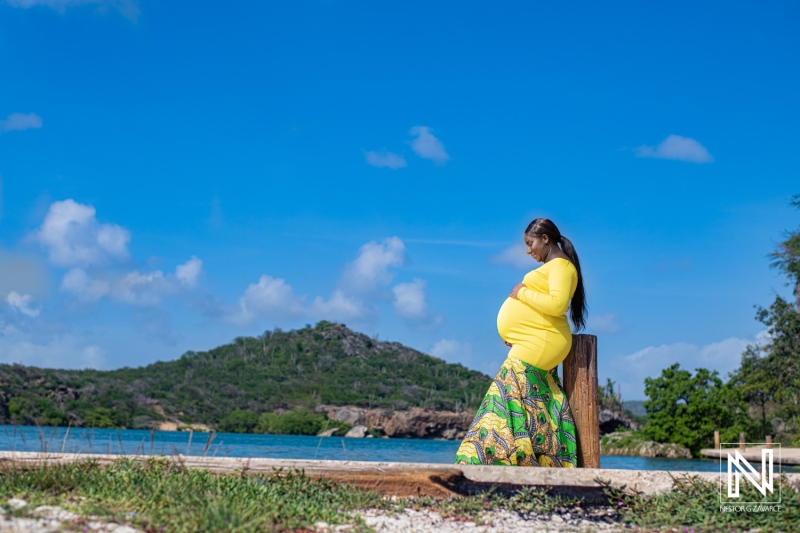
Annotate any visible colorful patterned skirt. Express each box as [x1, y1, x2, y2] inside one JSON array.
[[455, 357, 578, 467]]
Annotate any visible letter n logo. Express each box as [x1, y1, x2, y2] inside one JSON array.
[[727, 449, 773, 497]]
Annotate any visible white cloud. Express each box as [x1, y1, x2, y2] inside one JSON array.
[[755, 329, 772, 345], [430, 338, 472, 363], [176, 256, 202, 288], [114, 270, 171, 306], [609, 334, 764, 400], [310, 289, 364, 321], [340, 237, 405, 294], [365, 150, 407, 170], [635, 134, 714, 163], [5, 291, 40, 317], [490, 244, 532, 269], [392, 278, 440, 325], [60, 256, 202, 306], [0, 112, 42, 133], [231, 279, 367, 327], [5, 0, 140, 22], [0, 325, 106, 369], [229, 237, 416, 326], [31, 199, 131, 268], [60, 268, 111, 302], [587, 312, 622, 334], [409, 126, 450, 165], [234, 275, 306, 325]]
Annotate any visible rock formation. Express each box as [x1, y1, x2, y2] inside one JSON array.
[[599, 407, 641, 434], [318, 405, 471, 440], [600, 431, 691, 459], [344, 425, 368, 438]]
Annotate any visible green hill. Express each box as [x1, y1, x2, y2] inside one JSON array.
[[0, 321, 491, 433]]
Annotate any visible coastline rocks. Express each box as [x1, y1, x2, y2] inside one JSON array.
[[599, 408, 641, 434], [318, 405, 470, 440], [329, 406, 362, 426], [344, 425, 368, 438], [600, 430, 691, 459]]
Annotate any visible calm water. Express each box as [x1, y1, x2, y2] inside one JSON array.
[[1, 425, 795, 473]]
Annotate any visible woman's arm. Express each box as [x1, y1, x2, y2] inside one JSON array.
[[513, 263, 576, 316]]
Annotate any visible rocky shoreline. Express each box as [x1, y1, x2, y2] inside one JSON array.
[[600, 431, 691, 459], [317, 404, 471, 440]]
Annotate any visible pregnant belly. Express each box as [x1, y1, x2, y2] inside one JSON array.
[[497, 297, 543, 343], [497, 297, 572, 370]]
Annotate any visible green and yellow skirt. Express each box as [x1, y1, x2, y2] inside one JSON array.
[[455, 357, 578, 467]]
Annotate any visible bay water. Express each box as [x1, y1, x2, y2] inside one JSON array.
[[1, 425, 793, 473]]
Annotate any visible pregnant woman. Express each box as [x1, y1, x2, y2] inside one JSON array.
[[456, 218, 587, 467]]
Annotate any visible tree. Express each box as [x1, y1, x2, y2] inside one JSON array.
[[598, 378, 622, 412], [641, 364, 756, 456], [739, 296, 800, 444], [769, 193, 800, 311], [729, 345, 775, 439], [218, 409, 258, 433], [255, 408, 328, 435]]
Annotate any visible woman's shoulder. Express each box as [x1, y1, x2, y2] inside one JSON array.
[[547, 257, 577, 274]]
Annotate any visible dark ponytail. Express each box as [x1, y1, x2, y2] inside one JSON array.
[[524, 218, 588, 331]]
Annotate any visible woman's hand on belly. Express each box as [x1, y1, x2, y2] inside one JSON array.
[[509, 283, 525, 299]]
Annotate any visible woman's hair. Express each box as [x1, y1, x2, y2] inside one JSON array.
[[525, 218, 587, 331]]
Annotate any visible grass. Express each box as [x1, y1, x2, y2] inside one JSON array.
[[598, 472, 800, 532], [381, 485, 585, 521], [0, 457, 382, 532], [1, 458, 798, 532]]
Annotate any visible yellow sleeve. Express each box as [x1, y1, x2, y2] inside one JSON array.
[[517, 262, 575, 316]]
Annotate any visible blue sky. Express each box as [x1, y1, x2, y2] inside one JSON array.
[[1, 1, 798, 399]]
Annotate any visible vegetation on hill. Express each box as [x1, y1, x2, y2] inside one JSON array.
[[0, 321, 490, 432]]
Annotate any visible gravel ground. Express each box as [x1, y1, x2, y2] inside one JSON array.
[[1, 500, 142, 533], [2, 500, 632, 533], [315, 507, 633, 533]]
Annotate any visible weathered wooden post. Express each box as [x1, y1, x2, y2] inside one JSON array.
[[562, 334, 600, 468], [739, 432, 746, 451], [714, 430, 720, 450], [766, 436, 772, 449]]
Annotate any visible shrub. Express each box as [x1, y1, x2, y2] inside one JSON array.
[[256, 408, 326, 435], [217, 409, 258, 433]]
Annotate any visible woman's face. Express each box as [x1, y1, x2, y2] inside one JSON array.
[[524, 232, 549, 263]]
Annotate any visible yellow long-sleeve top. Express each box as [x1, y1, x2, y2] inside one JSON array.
[[496, 258, 578, 370]]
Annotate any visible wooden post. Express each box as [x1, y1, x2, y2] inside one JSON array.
[[562, 334, 600, 468], [766, 436, 772, 449], [739, 432, 746, 451], [714, 430, 720, 450]]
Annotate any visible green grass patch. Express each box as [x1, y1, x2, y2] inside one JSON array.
[[0, 458, 381, 532], [598, 473, 800, 532], [382, 485, 583, 521]]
